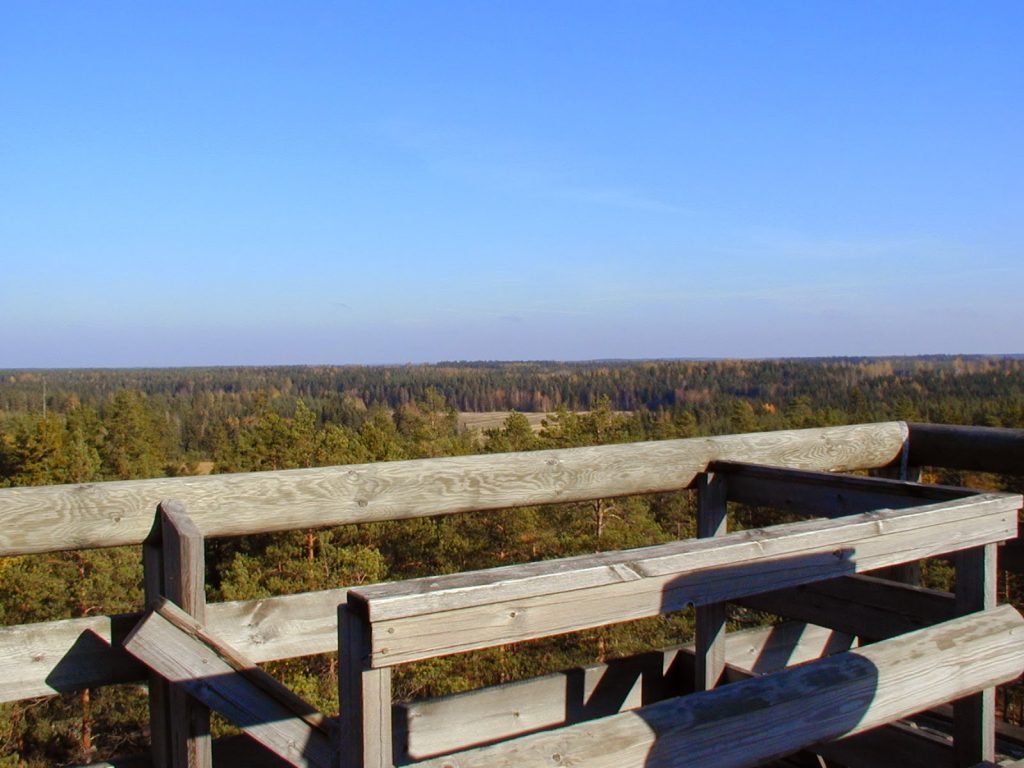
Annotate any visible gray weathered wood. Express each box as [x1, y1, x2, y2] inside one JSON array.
[[163, 501, 210, 768], [357, 491, 1016, 623], [0, 587, 352, 704], [738, 573, 957, 641], [716, 460, 967, 517], [142, 539, 171, 768], [0, 422, 909, 555], [907, 423, 1024, 475], [350, 493, 1019, 666], [143, 501, 211, 768], [867, 459, 925, 583], [409, 605, 1024, 768], [394, 622, 852, 762], [694, 471, 727, 692], [2, 486, 1005, 704], [123, 600, 334, 768], [395, 620, 951, 768], [0, 572, 962, 707], [339, 604, 392, 768], [954, 544, 998, 766]]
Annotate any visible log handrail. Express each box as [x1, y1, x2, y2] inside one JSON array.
[[0, 422, 908, 556]]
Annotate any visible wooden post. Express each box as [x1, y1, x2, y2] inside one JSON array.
[[954, 544, 997, 766], [143, 500, 211, 768], [339, 603, 392, 768], [694, 471, 728, 691]]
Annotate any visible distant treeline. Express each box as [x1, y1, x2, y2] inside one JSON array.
[[1, 356, 1023, 490]]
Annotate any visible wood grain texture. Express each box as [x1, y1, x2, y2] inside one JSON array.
[[694, 471, 727, 692], [0, 571, 956, 704], [3, 490, 1014, 702], [154, 501, 211, 768], [409, 606, 1024, 768], [0, 422, 909, 555], [353, 491, 1017, 623], [338, 605, 392, 768], [0, 588, 351, 703], [395, 622, 852, 762], [123, 601, 333, 768], [352, 493, 1018, 666]]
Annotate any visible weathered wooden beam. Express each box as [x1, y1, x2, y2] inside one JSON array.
[[66, 624, 948, 768], [394, 621, 955, 768], [394, 622, 852, 763], [408, 606, 1024, 768], [0, 422, 909, 555], [738, 573, 957, 641], [123, 600, 334, 768], [143, 501, 211, 768], [0, 565, 977, 705], [714, 460, 968, 518], [338, 605, 391, 768], [350, 493, 1018, 667], [907, 423, 1024, 475], [954, 544, 999, 766], [0, 611, 147, 703], [694, 471, 727, 691], [0, 587, 350, 703]]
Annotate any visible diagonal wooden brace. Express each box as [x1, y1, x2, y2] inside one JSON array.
[[124, 598, 335, 768], [143, 499, 211, 768]]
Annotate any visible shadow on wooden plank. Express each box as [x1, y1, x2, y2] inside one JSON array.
[[122, 600, 334, 768]]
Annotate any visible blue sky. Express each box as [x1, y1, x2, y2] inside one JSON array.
[[2, 2, 1021, 367]]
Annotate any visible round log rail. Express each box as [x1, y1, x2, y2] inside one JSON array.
[[907, 422, 1024, 475], [0, 421, 907, 556]]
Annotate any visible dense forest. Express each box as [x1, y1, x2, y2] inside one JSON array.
[[1, 357, 1022, 765]]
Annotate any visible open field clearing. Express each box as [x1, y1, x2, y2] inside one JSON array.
[[457, 411, 551, 432]]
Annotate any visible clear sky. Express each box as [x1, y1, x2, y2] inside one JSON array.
[[2, 2, 1021, 367]]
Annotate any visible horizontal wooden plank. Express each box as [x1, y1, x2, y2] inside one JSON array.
[[0, 573, 954, 703], [0, 612, 146, 702], [396, 620, 952, 768], [409, 605, 1024, 768], [0, 422, 908, 555], [355, 492, 1015, 624], [354, 494, 1019, 666], [0, 588, 350, 703], [907, 423, 1024, 475], [123, 600, 334, 768], [738, 573, 957, 641], [713, 460, 968, 517], [395, 622, 852, 762]]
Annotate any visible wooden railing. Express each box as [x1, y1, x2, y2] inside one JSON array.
[[1, 421, 1023, 768]]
